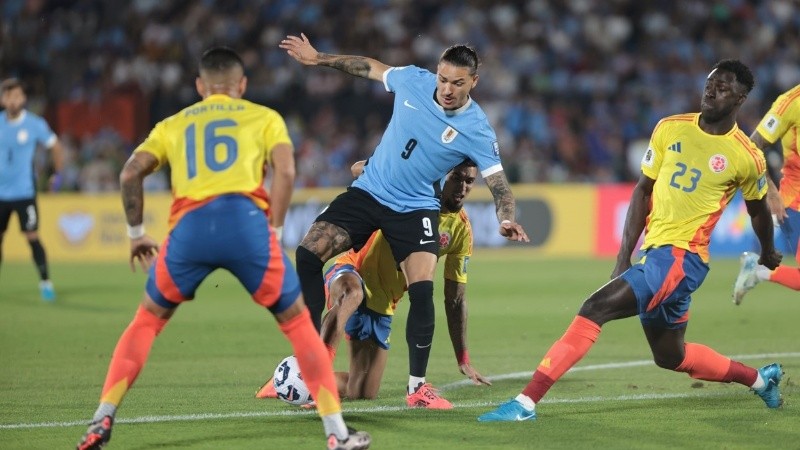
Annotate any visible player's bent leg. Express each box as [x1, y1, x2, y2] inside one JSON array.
[[78, 295, 173, 450], [479, 279, 635, 422], [347, 339, 388, 400], [297, 222, 353, 332], [646, 325, 785, 408], [274, 300, 369, 447]]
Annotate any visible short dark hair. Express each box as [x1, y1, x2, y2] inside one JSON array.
[[455, 158, 477, 169], [440, 45, 480, 75], [1, 78, 24, 93], [712, 59, 754, 93], [199, 46, 244, 74]]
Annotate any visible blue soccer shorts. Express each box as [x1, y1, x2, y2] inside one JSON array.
[[621, 245, 709, 329], [146, 194, 300, 313]]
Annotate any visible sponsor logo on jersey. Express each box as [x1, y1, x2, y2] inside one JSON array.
[[16, 129, 28, 144], [642, 147, 655, 168], [757, 174, 767, 190], [441, 126, 458, 144], [492, 140, 500, 156], [709, 154, 727, 173], [439, 231, 451, 249], [762, 114, 780, 134]]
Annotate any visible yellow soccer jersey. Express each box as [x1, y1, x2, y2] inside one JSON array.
[[336, 209, 473, 315], [640, 113, 767, 261], [755, 84, 800, 210], [134, 94, 291, 226]]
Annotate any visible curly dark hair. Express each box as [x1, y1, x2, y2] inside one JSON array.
[[712, 59, 755, 93]]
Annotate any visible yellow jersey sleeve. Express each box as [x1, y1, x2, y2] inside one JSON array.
[[135, 121, 170, 170], [641, 118, 669, 179], [756, 85, 800, 145], [440, 210, 472, 284], [737, 139, 768, 201]]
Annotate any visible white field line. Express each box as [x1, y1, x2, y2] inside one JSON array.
[[439, 351, 800, 390], [2, 351, 797, 430]]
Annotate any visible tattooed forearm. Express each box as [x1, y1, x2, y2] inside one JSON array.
[[317, 53, 372, 78], [121, 175, 144, 226], [485, 172, 515, 222], [119, 154, 157, 226]]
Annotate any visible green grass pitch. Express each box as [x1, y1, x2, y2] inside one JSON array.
[[1, 249, 797, 449]]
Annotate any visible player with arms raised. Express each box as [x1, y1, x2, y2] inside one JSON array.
[[479, 60, 784, 423], [280, 33, 528, 407]]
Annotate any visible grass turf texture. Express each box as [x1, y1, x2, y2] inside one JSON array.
[[1, 249, 797, 449]]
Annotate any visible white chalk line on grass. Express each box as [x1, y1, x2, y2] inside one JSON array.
[[3, 351, 797, 431], [439, 351, 800, 391]]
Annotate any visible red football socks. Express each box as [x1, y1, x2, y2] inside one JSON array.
[[100, 306, 168, 406], [280, 308, 341, 416], [522, 316, 601, 403]]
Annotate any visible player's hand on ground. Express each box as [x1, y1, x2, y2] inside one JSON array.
[[459, 363, 492, 386], [129, 235, 159, 272], [279, 33, 319, 65], [759, 249, 782, 270], [499, 221, 529, 242]]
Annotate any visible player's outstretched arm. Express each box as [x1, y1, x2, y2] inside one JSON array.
[[443, 279, 491, 386], [484, 171, 529, 242], [279, 33, 390, 82], [120, 151, 160, 272], [745, 196, 782, 270], [612, 173, 654, 279]]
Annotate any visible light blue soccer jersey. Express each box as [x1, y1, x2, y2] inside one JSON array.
[[352, 65, 503, 212], [0, 110, 56, 200]]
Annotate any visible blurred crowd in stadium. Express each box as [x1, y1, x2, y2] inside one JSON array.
[[2, 0, 799, 191]]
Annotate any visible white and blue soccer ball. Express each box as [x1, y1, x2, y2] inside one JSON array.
[[273, 355, 312, 406]]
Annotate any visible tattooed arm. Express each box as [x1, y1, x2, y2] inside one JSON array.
[[484, 171, 529, 242], [119, 151, 160, 271], [279, 33, 390, 82]]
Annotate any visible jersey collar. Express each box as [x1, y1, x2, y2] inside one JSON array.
[[432, 92, 473, 116], [3, 109, 27, 125]]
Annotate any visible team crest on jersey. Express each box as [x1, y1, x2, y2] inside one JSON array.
[[709, 154, 727, 173], [762, 114, 779, 134], [439, 231, 451, 249], [642, 147, 655, 168], [441, 126, 459, 144], [17, 129, 28, 144]]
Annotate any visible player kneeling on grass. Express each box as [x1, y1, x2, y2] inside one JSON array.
[[479, 60, 784, 423], [77, 46, 369, 450], [258, 159, 490, 408]]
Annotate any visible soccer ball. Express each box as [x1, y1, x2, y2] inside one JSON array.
[[273, 355, 312, 406]]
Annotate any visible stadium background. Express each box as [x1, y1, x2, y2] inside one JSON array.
[[2, 0, 799, 260]]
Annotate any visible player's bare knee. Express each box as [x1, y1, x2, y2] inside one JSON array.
[[653, 353, 683, 370], [298, 222, 352, 260]]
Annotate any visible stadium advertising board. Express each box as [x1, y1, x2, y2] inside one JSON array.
[[4, 185, 596, 261]]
